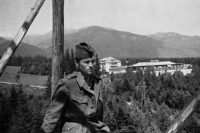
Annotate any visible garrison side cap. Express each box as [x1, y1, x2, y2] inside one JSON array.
[[75, 42, 96, 60]]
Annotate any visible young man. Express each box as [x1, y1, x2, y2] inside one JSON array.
[[41, 43, 110, 133]]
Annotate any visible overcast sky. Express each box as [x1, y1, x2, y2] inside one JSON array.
[[1, 0, 200, 38]]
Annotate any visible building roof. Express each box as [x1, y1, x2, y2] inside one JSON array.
[[100, 57, 121, 63], [132, 61, 182, 67]]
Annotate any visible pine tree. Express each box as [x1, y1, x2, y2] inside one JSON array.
[[10, 85, 18, 112], [110, 72, 115, 82], [0, 97, 3, 133], [70, 49, 76, 72], [156, 103, 171, 132], [30, 96, 44, 133], [113, 79, 123, 95], [0, 95, 11, 133], [15, 70, 20, 83], [44, 74, 51, 99], [122, 78, 131, 92], [94, 54, 101, 77], [10, 86, 32, 133], [63, 49, 72, 75]]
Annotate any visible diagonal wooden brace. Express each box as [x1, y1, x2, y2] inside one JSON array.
[[0, 0, 45, 76]]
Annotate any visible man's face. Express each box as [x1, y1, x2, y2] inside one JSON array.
[[76, 57, 96, 75]]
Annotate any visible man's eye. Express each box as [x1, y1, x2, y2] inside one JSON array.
[[85, 61, 90, 64], [84, 60, 95, 64]]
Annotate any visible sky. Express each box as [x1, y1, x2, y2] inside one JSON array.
[[1, 0, 200, 38]]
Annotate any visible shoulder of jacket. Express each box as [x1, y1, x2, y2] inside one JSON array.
[[65, 72, 78, 80], [93, 75, 103, 85], [93, 74, 102, 80]]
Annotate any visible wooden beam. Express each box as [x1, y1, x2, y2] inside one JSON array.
[[165, 92, 200, 133], [51, 0, 64, 99], [0, 0, 45, 76]]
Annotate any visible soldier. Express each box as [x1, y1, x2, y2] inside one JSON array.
[[41, 42, 110, 133]]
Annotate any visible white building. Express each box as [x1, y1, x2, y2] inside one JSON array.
[[100, 57, 121, 74], [130, 60, 192, 76]]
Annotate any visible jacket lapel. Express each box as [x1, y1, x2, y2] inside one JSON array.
[[94, 78, 100, 106], [76, 72, 94, 95], [76, 72, 101, 105]]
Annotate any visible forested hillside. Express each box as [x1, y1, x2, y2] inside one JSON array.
[[5, 54, 200, 76], [4, 49, 76, 75], [0, 39, 50, 57]]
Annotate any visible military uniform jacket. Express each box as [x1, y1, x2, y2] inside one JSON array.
[[41, 72, 110, 133]]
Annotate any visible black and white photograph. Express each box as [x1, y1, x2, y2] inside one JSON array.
[[1, 0, 200, 133]]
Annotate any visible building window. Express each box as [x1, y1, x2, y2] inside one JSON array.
[[110, 62, 117, 65]]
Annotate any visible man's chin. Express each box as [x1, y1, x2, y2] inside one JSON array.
[[87, 71, 93, 75], [87, 72, 92, 75]]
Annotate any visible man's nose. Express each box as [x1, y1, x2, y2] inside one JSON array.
[[88, 62, 94, 67]]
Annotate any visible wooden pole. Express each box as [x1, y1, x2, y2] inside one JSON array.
[[140, 80, 146, 107], [51, 0, 64, 99], [165, 92, 200, 133], [142, 81, 146, 106], [0, 0, 45, 76]]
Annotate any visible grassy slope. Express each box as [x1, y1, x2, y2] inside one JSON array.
[[0, 66, 48, 86]]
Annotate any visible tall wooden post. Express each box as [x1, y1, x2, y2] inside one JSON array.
[[52, 0, 64, 99], [140, 81, 146, 107]]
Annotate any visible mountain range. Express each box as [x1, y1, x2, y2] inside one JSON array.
[[0, 37, 50, 57], [1, 26, 200, 58]]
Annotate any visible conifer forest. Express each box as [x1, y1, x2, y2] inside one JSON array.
[[1, 50, 200, 133]]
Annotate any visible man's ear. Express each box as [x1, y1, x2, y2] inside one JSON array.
[[74, 60, 78, 67]]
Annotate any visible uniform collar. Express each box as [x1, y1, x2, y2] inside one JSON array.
[[76, 72, 101, 106], [76, 72, 95, 95]]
